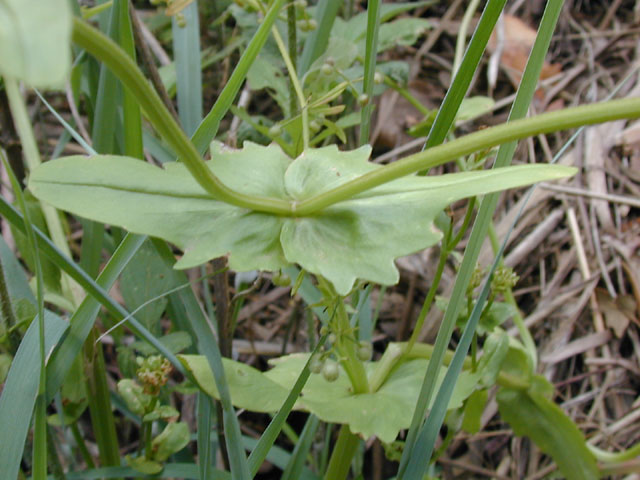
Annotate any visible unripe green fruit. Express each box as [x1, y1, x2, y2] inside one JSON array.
[[268, 124, 282, 137], [321, 63, 333, 75], [298, 19, 317, 32], [328, 333, 337, 344], [322, 360, 339, 382], [357, 341, 373, 361], [310, 119, 321, 132], [374, 72, 384, 84], [310, 354, 324, 374], [293, 0, 307, 8]]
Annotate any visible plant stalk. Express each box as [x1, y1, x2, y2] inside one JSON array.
[[323, 425, 360, 480], [293, 97, 640, 215], [71, 17, 292, 215]]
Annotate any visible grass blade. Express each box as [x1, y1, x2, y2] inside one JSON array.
[[172, 0, 203, 136], [298, 0, 341, 76], [247, 336, 327, 477], [116, 0, 143, 159], [45, 233, 146, 400], [421, 0, 507, 157], [151, 240, 251, 480], [398, 1, 565, 476], [359, 0, 380, 145], [0, 311, 67, 480], [281, 415, 320, 480], [0, 197, 188, 377], [191, 0, 287, 154], [1, 113, 49, 479]]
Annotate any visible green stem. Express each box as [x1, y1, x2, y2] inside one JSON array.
[[405, 245, 448, 355], [191, 0, 287, 154], [323, 425, 360, 480], [293, 98, 640, 214], [67, 20, 640, 220], [70, 422, 95, 469], [359, 0, 380, 146], [371, 341, 530, 392], [488, 224, 537, 367], [0, 246, 21, 354], [286, 1, 297, 119], [84, 330, 122, 473], [271, 25, 309, 151], [71, 17, 292, 215], [4, 77, 79, 305], [453, 0, 482, 75], [589, 442, 640, 464], [334, 299, 369, 394]]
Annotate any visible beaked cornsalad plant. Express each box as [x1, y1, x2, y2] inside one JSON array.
[[1, 0, 640, 479]]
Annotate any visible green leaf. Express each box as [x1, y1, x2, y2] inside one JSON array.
[[120, 240, 175, 334], [180, 351, 483, 443], [497, 376, 599, 480], [9, 192, 61, 294], [29, 142, 575, 295], [376, 18, 431, 54], [461, 389, 487, 434], [126, 455, 164, 475], [117, 379, 153, 417], [0, 311, 67, 480], [130, 331, 193, 356], [0, 0, 71, 87], [151, 422, 191, 462]]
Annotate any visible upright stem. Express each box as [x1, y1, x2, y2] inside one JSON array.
[[293, 98, 640, 215], [287, 2, 298, 118], [271, 25, 309, 151], [0, 252, 21, 354], [4, 77, 79, 305], [71, 17, 292, 215], [323, 425, 360, 480]]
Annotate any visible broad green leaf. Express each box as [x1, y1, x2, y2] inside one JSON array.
[[0, 0, 71, 87], [152, 422, 191, 462], [29, 142, 575, 295], [461, 389, 487, 434], [180, 351, 483, 443], [126, 455, 164, 475], [120, 240, 175, 334], [376, 18, 431, 54], [497, 376, 599, 480], [130, 331, 193, 356], [179, 355, 289, 412]]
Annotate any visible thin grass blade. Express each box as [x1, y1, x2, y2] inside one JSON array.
[[172, 0, 203, 136], [281, 415, 320, 480], [247, 336, 327, 477], [0, 311, 67, 480], [359, 0, 381, 145], [45, 233, 146, 401], [116, 0, 144, 159], [397, 1, 565, 476], [421, 0, 507, 156], [191, 0, 287, 154], [151, 240, 250, 480], [298, 0, 341, 76]]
